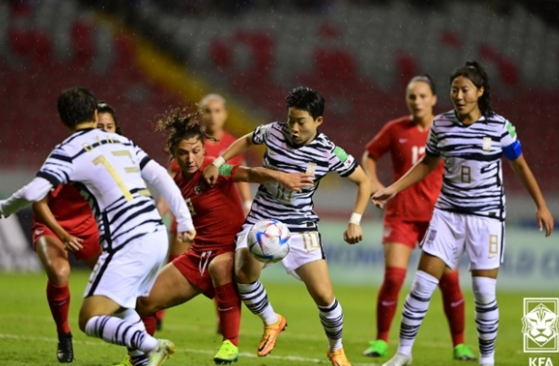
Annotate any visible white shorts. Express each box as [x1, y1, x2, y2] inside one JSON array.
[[236, 224, 325, 280], [84, 230, 169, 308], [420, 209, 505, 271]]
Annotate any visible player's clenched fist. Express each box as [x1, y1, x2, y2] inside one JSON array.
[[343, 224, 362, 244], [178, 228, 196, 243], [203, 164, 219, 186]]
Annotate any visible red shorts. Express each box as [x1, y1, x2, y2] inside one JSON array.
[[32, 222, 101, 261], [172, 247, 233, 299], [382, 219, 430, 248]]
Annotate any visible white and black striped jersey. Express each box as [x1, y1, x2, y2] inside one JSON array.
[[425, 111, 520, 221], [37, 128, 168, 251], [247, 121, 357, 231]]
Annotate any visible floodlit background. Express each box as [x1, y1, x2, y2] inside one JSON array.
[[0, 1, 558, 365]]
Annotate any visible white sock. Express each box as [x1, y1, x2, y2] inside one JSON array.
[[397, 270, 438, 356], [85, 314, 158, 353], [473, 276, 498, 365], [318, 298, 344, 351], [237, 281, 278, 325]]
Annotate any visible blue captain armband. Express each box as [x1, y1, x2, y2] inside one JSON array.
[[502, 140, 522, 160]]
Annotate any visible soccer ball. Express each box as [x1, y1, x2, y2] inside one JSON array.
[[247, 219, 291, 263]]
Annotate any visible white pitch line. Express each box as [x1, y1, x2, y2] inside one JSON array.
[[0, 333, 380, 365]]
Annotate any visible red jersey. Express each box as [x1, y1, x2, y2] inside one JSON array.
[[32, 184, 97, 235], [365, 116, 444, 222], [174, 157, 244, 251], [169, 132, 244, 173]]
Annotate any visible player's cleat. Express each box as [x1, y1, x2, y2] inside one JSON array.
[[381, 353, 413, 366], [327, 348, 352, 366], [363, 339, 388, 357], [57, 333, 74, 363], [213, 340, 239, 365], [109, 356, 134, 366], [453, 344, 477, 361], [257, 314, 287, 357], [146, 339, 175, 366]]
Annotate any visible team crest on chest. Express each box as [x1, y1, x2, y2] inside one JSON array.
[[194, 182, 206, 195], [305, 162, 317, 176], [482, 137, 492, 152]]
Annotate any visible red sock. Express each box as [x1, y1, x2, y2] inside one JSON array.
[[141, 313, 157, 336], [439, 270, 465, 346], [46, 282, 71, 335], [215, 282, 241, 346], [376, 267, 406, 341], [155, 309, 166, 323]]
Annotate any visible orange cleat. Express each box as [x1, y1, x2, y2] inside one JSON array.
[[257, 314, 287, 357], [327, 348, 352, 366]]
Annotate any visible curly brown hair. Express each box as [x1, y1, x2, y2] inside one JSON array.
[[155, 106, 215, 156]]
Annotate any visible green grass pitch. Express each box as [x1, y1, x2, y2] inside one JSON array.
[[0, 271, 557, 366]]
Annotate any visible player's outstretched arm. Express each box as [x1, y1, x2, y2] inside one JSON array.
[[140, 160, 196, 241], [508, 154, 554, 237], [373, 154, 440, 209], [0, 177, 53, 218], [343, 166, 372, 245], [32, 196, 84, 252], [204, 133, 255, 185], [361, 151, 385, 194], [230, 165, 314, 193]]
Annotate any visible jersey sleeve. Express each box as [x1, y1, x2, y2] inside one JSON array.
[[133, 143, 153, 170], [500, 120, 522, 160], [425, 123, 441, 157], [251, 122, 274, 145], [365, 122, 392, 159], [329, 145, 357, 177], [36, 146, 74, 188]]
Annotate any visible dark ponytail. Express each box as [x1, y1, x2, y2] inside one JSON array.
[[155, 106, 214, 157], [450, 61, 494, 117]]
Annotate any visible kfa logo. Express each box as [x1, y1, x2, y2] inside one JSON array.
[[522, 298, 559, 353], [528, 358, 554, 366], [194, 183, 206, 195]]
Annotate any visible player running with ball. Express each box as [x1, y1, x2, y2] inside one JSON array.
[[374, 61, 554, 366], [204, 86, 372, 366], [0, 88, 195, 366], [125, 107, 312, 365]]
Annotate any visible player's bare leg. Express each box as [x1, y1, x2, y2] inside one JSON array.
[[296, 260, 351, 366], [364, 243, 412, 358], [382, 252, 447, 366], [209, 252, 241, 364], [234, 248, 285, 357], [471, 268, 499, 366], [36, 236, 74, 363]]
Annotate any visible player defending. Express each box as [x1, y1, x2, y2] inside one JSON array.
[[362, 75, 475, 360], [128, 108, 313, 365], [373, 61, 554, 366], [204, 87, 372, 366], [31, 101, 120, 363], [0, 88, 196, 366]]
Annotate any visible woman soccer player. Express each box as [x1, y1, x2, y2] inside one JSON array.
[[128, 107, 313, 365], [32, 101, 120, 363], [204, 87, 372, 366], [362, 75, 475, 361], [373, 61, 554, 366]]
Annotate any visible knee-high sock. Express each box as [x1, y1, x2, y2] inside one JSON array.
[[236, 281, 278, 325], [376, 267, 406, 341], [319, 299, 344, 352], [116, 309, 151, 366], [473, 276, 498, 365], [215, 282, 241, 346], [47, 281, 71, 335], [85, 311, 158, 354], [397, 270, 439, 356], [439, 270, 465, 346], [140, 313, 157, 336]]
